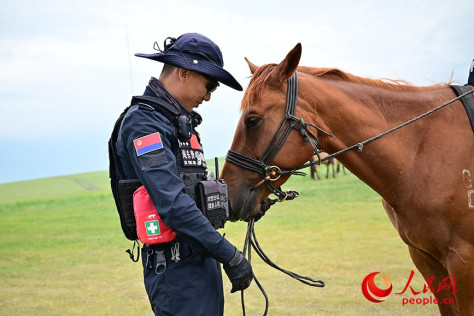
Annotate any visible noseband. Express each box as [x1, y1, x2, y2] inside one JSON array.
[[226, 71, 334, 201]]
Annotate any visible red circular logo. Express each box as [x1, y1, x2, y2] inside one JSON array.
[[361, 272, 393, 303]]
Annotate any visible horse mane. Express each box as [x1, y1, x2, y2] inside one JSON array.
[[242, 63, 278, 109], [298, 66, 421, 89], [241, 64, 449, 111]]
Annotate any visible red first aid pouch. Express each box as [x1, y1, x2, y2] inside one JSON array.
[[133, 185, 176, 245]]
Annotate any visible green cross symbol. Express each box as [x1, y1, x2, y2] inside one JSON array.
[[145, 220, 160, 236]]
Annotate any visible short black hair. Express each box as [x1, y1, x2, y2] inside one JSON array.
[[160, 63, 177, 78]]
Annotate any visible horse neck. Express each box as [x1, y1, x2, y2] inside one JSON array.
[[302, 77, 454, 201]]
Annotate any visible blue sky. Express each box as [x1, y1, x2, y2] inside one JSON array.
[[0, 0, 473, 184]]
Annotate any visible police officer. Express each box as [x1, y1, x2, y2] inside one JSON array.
[[112, 33, 253, 315]]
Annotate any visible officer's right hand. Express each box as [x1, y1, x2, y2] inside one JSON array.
[[223, 249, 253, 293]]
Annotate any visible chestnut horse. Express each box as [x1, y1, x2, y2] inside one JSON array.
[[221, 44, 474, 315], [310, 152, 337, 180]]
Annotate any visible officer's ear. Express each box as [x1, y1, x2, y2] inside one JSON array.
[[178, 68, 189, 82]]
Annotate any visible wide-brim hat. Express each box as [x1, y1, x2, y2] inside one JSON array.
[[135, 33, 243, 91]]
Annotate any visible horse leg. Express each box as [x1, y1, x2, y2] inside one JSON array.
[[331, 163, 335, 178], [310, 157, 320, 180], [444, 243, 474, 315], [408, 247, 459, 316], [340, 162, 347, 175], [311, 164, 320, 180], [383, 200, 459, 315], [325, 164, 329, 179]]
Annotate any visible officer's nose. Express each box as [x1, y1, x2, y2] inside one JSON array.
[[204, 92, 211, 102]]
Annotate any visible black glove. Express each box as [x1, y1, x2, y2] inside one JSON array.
[[223, 249, 253, 293]]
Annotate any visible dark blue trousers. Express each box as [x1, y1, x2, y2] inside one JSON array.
[[142, 241, 224, 316]]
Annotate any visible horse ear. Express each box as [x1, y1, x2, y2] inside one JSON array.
[[245, 57, 259, 74], [272, 43, 302, 82]]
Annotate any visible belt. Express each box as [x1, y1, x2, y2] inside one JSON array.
[[144, 239, 195, 272]]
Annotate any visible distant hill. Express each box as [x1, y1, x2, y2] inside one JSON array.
[[0, 171, 110, 204], [0, 158, 225, 205]]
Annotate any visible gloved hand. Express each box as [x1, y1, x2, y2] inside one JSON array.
[[223, 249, 253, 293]]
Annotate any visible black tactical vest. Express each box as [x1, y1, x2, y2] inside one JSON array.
[[109, 95, 214, 240], [176, 134, 209, 201]]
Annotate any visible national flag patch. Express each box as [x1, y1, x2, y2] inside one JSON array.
[[134, 132, 163, 156]]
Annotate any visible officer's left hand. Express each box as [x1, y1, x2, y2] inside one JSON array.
[[223, 249, 253, 293]]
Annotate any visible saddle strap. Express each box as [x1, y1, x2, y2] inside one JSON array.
[[451, 85, 474, 132]]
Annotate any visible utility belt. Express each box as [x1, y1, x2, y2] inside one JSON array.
[[119, 178, 229, 245], [143, 240, 192, 275]]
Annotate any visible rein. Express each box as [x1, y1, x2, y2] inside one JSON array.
[[241, 218, 325, 316], [299, 86, 474, 169]]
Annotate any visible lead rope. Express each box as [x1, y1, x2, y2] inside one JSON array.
[[241, 218, 325, 316], [292, 87, 474, 172], [241, 219, 268, 316]]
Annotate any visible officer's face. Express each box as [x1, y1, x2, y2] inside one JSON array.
[[179, 71, 215, 112]]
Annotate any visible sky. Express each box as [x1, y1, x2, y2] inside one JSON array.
[[0, 0, 473, 184]]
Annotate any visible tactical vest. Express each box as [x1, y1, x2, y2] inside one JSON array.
[[109, 95, 227, 242]]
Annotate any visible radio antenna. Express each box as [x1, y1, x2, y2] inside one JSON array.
[[125, 24, 134, 94]]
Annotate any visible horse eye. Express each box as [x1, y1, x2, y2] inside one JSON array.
[[245, 116, 262, 129]]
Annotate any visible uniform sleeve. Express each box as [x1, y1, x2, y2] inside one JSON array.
[[120, 107, 235, 264]]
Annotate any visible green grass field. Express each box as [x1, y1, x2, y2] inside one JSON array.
[[0, 164, 440, 315]]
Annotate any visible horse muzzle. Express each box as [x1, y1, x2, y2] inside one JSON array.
[[228, 186, 262, 221]]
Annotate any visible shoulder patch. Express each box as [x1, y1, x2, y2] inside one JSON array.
[[134, 132, 163, 156]]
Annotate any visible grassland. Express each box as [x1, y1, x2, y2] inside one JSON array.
[[0, 165, 439, 315]]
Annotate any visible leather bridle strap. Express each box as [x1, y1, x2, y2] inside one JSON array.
[[226, 72, 300, 200], [259, 71, 299, 164], [226, 71, 333, 201]]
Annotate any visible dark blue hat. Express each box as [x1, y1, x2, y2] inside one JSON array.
[[469, 59, 474, 85], [135, 33, 243, 91]]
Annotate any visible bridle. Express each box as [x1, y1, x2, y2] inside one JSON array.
[[226, 72, 329, 316], [226, 71, 334, 202]]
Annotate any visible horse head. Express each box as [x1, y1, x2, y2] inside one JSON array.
[[221, 44, 325, 221]]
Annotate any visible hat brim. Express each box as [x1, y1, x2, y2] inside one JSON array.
[[135, 52, 243, 91]]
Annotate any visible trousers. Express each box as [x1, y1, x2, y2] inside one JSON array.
[[142, 240, 225, 316]]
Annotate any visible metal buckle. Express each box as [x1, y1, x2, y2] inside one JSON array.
[[267, 166, 281, 181]]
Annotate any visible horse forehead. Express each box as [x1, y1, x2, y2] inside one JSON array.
[[242, 83, 286, 113]]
